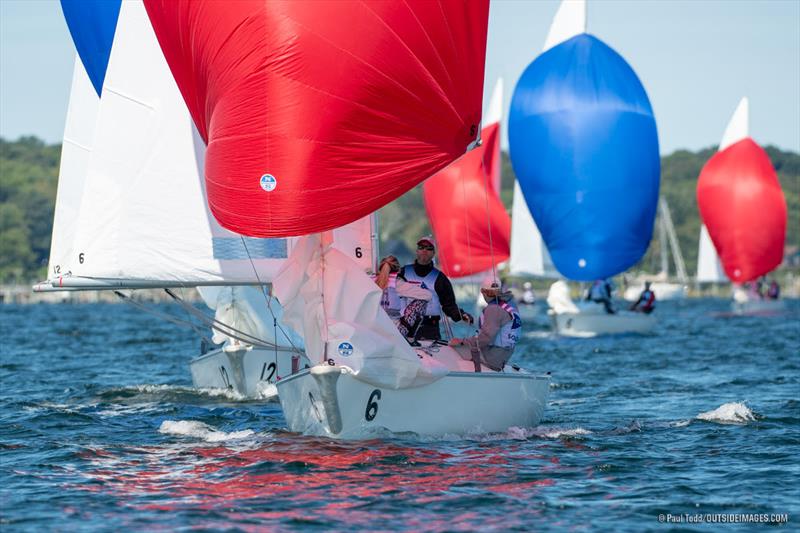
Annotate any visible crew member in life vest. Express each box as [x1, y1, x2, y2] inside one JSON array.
[[398, 236, 473, 340], [629, 281, 656, 314], [586, 278, 616, 314], [450, 276, 521, 372], [374, 255, 432, 337]]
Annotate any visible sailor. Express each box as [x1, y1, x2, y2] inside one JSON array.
[[629, 281, 656, 314], [521, 281, 536, 305], [450, 276, 521, 372], [586, 278, 615, 314], [374, 255, 432, 337], [766, 279, 780, 299], [398, 236, 473, 340]]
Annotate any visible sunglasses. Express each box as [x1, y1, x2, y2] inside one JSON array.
[[417, 244, 434, 251]]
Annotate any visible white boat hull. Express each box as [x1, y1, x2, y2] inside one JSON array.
[[190, 346, 308, 399], [732, 298, 785, 315], [277, 355, 550, 439], [623, 282, 687, 301], [549, 308, 657, 337]]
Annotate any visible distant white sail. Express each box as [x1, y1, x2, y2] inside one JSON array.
[[697, 224, 728, 283], [543, 0, 586, 52], [719, 97, 749, 151], [50, 0, 373, 289]]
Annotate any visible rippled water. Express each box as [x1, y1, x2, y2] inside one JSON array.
[[1, 299, 798, 531]]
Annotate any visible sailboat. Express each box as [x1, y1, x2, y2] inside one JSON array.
[[142, 0, 549, 438], [36, 0, 376, 399], [422, 79, 511, 309], [696, 97, 787, 314], [623, 198, 689, 301], [509, 0, 660, 337]]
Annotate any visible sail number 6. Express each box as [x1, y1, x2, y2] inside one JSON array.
[[365, 389, 381, 421]]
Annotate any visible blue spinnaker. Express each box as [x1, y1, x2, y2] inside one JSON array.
[[60, 0, 122, 96], [509, 33, 659, 281]]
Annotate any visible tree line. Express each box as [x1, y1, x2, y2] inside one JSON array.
[[1, 135, 797, 283]]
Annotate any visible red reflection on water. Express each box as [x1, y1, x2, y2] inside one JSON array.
[[70, 437, 564, 529]]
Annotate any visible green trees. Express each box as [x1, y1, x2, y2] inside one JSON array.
[[0, 137, 59, 282], [0, 135, 797, 282]]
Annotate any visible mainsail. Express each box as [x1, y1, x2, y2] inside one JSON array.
[[422, 79, 510, 278], [508, 0, 660, 281], [696, 98, 786, 283]]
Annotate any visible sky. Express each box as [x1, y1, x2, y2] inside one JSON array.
[[1, 0, 799, 154]]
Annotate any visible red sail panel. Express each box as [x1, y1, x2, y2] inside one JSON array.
[[423, 122, 510, 277], [697, 138, 786, 282], [143, 0, 488, 238]]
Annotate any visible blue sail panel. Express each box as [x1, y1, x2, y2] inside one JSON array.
[[509, 34, 660, 281], [60, 0, 122, 96]]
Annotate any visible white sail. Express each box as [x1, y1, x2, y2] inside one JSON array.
[[45, 1, 373, 290], [47, 56, 100, 280], [274, 233, 447, 390], [543, 0, 587, 52], [697, 224, 727, 283], [719, 97, 749, 150], [509, 180, 557, 277]]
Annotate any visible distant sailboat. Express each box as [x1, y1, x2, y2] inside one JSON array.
[[422, 79, 510, 280], [696, 97, 787, 313], [509, 0, 660, 337], [623, 198, 689, 301]]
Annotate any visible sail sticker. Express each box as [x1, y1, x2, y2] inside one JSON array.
[[260, 174, 277, 192], [337, 342, 354, 357], [578, 259, 586, 268]]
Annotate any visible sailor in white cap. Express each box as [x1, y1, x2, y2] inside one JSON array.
[[450, 276, 521, 371]]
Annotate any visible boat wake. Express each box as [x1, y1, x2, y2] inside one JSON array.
[[97, 384, 247, 402], [158, 420, 255, 442], [696, 402, 756, 424]]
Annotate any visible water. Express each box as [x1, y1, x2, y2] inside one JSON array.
[[1, 299, 798, 531]]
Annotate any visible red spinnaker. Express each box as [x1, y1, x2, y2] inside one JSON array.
[[696, 138, 786, 282], [423, 122, 510, 277], [143, 0, 488, 237]]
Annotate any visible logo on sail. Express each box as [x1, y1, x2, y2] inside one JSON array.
[[260, 174, 277, 192], [337, 342, 354, 357]]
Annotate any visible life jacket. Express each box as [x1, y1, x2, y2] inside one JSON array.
[[641, 289, 655, 310], [401, 265, 442, 316], [479, 299, 521, 349], [589, 281, 607, 302], [378, 272, 402, 318]]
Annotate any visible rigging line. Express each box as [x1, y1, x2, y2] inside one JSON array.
[[238, 236, 302, 354], [163, 288, 289, 351], [114, 291, 214, 346], [479, 143, 497, 283]]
